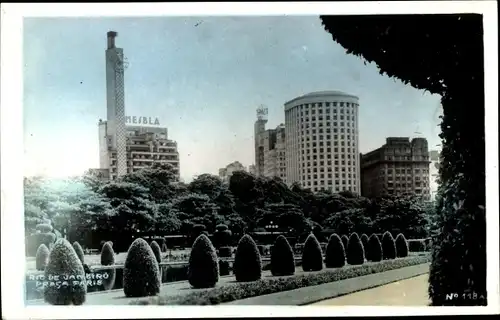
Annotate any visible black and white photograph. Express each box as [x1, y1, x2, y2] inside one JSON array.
[[1, 1, 498, 318]]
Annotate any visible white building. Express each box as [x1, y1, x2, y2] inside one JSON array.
[[96, 31, 180, 181], [284, 91, 361, 193], [219, 161, 246, 184]]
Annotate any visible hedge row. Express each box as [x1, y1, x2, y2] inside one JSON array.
[[131, 255, 430, 305]]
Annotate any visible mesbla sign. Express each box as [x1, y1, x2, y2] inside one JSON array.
[[126, 116, 160, 126]]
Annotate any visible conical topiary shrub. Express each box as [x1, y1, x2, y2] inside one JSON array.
[[302, 233, 323, 272], [36, 244, 50, 271], [366, 234, 383, 262], [123, 238, 161, 297], [270, 235, 295, 276], [234, 234, 262, 282], [44, 239, 86, 305], [346, 233, 365, 265], [395, 233, 409, 258], [72, 242, 85, 266], [150, 241, 162, 264], [188, 234, 219, 288], [341, 235, 349, 250], [100, 241, 116, 290], [161, 243, 168, 253], [360, 234, 369, 252], [382, 231, 397, 260], [325, 233, 346, 268]]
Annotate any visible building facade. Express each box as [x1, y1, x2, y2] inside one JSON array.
[[254, 106, 287, 180], [96, 31, 180, 181], [219, 161, 246, 183], [284, 91, 361, 194], [360, 137, 431, 200], [98, 121, 180, 181]]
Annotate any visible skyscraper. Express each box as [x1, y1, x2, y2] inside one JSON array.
[[284, 91, 361, 193]]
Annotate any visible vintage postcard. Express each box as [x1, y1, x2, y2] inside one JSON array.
[[1, 1, 498, 319]]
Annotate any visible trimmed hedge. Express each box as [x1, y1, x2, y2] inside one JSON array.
[[72, 242, 85, 266], [26, 232, 57, 257], [341, 235, 349, 250], [100, 242, 116, 290], [381, 231, 397, 260], [302, 234, 323, 272], [346, 233, 365, 265], [366, 234, 383, 262], [218, 246, 232, 258], [35, 244, 50, 271], [123, 238, 161, 297], [188, 234, 219, 288], [161, 243, 168, 253], [133, 255, 431, 305], [44, 239, 87, 305], [360, 234, 369, 252], [150, 241, 162, 264], [100, 241, 115, 266], [395, 234, 409, 258], [270, 235, 295, 276], [234, 234, 262, 282], [324, 233, 346, 268]]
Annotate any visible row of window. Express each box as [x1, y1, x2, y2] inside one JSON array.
[[300, 152, 357, 160], [299, 121, 355, 129], [299, 114, 355, 122], [303, 172, 357, 180], [306, 186, 357, 193], [295, 101, 359, 109], [299, 127, 357, 135], [303, 165, 356, 173]]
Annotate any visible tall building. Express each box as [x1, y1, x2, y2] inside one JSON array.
[[360, 137, 431, 200], [218, 161, 246, 183], [284, 91, 360, 193], [253, 106, 287, 180], [97, 31, 180, 181]]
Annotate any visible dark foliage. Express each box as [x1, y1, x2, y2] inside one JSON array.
[[35, 244, 50, 271], [366, 234, 383, 262], [325, 233, 346, 268], [72, 242, 85, 266], [381, 231, 397, 260], [320, 13, 486, 306], [188, 234, 219, 288], [360, 234, 369, 253], [234, 234, 262, 282], [218, 246, 232, 258], [219, 259, 231, 276], [341, 235, 349, 251], [100, 242, 115, 266], [270, 235, 295, 276], [395, 233, 409, 258], [44, 239, 86, 305], [346, 233, 365, 265], [150, 241, 162, 264], [302, 234, 323, 272], [123, 238, 161, 297]]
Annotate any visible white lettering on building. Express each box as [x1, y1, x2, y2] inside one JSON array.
[[125, 116, 160, 126]]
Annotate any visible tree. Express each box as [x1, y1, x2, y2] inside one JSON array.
[[324, 233, 346, 268], [100, 241, 116, 290], [322, 208, 372, 236], [302, 234, 323, 272], [233, 234, 262, 282], [72, 242, 85, 266], [150, 241, 162, 264], [189, 174, 236, 217], [320, 13, 485, 306], [35, 244, 50, 271], [188, 234, 219, 288], [44, 239, 86, 305], [366, 234, 383, 262], [395, 233, 409, 258], [381, 231, 397, 260], [270, 235, 295, 276], [346, 233, 365, 265], [123, 238, 161, 297], [170, 193, 222, 233]]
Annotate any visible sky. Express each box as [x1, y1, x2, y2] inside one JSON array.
[[23, 16, 443, 183]]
